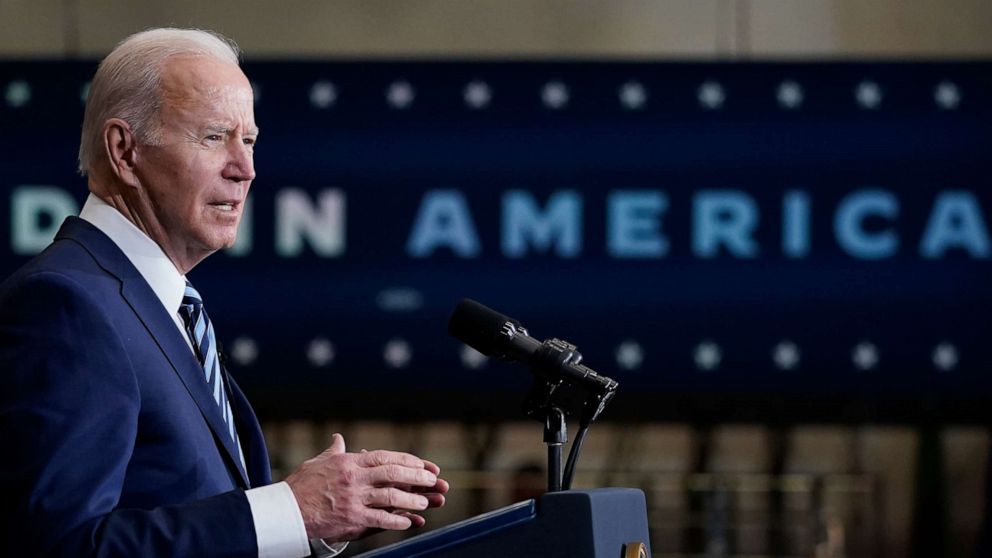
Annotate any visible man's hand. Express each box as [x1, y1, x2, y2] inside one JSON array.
[[285, 433, 450, 542]]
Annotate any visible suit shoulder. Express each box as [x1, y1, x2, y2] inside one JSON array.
[[0, 237, 118, 302]]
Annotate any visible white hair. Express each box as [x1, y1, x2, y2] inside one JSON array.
[[78, 28, 241, 175]]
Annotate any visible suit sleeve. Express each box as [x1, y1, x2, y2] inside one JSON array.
[[0, 271, 257, 557]]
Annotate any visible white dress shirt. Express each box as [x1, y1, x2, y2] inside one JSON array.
[[79, 194, 343, 558]]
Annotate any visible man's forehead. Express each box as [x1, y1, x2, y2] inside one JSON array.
[[158, 56, 255, 127], [160, 55, 252, 104]]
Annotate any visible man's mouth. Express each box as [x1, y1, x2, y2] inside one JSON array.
[[209, 201, 239, 212]]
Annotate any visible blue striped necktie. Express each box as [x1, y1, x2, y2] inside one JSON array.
[[178, 280, 246, 473]]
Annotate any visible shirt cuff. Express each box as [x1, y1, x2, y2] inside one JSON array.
[[310, 538, 349, 557], [245, 482, 311, 558]]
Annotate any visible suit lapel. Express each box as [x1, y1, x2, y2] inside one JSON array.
[[56, 217, 252, 488], [120, 273, 251, 488], [227, 372, 272, 486]]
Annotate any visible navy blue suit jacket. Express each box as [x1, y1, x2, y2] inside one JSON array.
[[0, 217, 273, 557]]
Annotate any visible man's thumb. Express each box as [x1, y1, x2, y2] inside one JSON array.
[[327, 432, 346, 454]]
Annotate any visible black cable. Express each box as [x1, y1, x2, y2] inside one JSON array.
[[561, 421, 590, 490]]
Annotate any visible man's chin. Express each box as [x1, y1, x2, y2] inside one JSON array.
[[207, 225, 242, 251], [192, 232, 240, 259], [220, 234, 240, 250]]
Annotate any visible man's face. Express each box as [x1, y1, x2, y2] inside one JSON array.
[[130, 55, 257, 272]]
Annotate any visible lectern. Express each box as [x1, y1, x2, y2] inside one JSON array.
[[355, 488, 651, 558]]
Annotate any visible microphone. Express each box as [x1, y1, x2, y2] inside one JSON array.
[[447, 299, 618, 401], [449, 298, 619, 492]]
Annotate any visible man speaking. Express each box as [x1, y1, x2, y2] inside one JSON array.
[[0, 28, 448, 557]]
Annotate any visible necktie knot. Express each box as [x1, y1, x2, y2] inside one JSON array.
[[179, 281, 204, 337], [182, 280, 203, 308]]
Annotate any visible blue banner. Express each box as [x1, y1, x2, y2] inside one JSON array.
[[1, 61, 990, 420]]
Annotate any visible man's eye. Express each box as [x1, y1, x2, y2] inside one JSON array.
[[206, 134, 223, 141], [243, 138, 256, 147]]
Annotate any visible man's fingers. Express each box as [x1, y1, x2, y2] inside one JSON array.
[[365, 464, 438, 487], [421, 492, 446, 508], [409, 478, 450, 495], [422, 459, 441, 475], [364, 487, 430, 510], [394, 511, 426, 528], [365, 508, 414, 531], [358, 449, 425, 469], [432, 478, 450, 494], [392, 485, 446, 507]]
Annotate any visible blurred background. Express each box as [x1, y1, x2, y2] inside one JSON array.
[[2, 1, 991, 557]]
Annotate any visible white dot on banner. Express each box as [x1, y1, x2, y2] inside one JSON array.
[[5, 80, 31, 108], [230, 337, 259, 366], [615, 340, 644, 370], [772, 340, 801, 370], [618, 81, 646, 110], [309, 81, 337, 109], [383, 338, 412, 368], [694, 340, 722, 371], [776, 80, 803, 110], [932, 342, 959, 371], [697, 81, 725, 110], [541, 81, 569, 110], [934, 81, 961, 110], [306, 338, 336, 367], [386, 81, 415, 109], [851, 341, 879, 370], [464, 80, 492, 109], [460, 345, 488, 369], [855, 80, 882, 109]]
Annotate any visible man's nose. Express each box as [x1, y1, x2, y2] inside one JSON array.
[[224, 141, 256, 182]]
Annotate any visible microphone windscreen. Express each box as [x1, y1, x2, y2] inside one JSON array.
[[447, 299, 516, 356]]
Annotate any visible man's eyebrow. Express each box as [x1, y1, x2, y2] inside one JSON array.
[[204, 124, 260, 136]]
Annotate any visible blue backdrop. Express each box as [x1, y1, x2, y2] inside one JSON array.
[[1, 61, 990, 422]]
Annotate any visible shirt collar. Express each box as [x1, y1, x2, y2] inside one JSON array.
[[78, 193, 186, 316]]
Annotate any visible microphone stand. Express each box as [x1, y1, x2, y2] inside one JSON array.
[[523, 375, 568, 492], [522, 339, 617, 493], [544, 407, 567, 492]]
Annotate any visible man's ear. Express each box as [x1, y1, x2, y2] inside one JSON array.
[[102, 118, 140, 188]]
